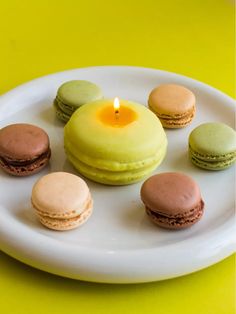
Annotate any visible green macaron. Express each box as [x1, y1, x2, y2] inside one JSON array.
[[189, 122, 236, 170], [53, 99, 71, 122], [54, 80, 103, 123]]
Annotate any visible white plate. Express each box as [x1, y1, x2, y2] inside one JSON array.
[[0, 66, 235, 283]]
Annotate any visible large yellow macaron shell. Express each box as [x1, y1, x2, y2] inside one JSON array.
[[31, 172, 93, 230], [64, 100, 167, 184], [65, 100, 167, 166]]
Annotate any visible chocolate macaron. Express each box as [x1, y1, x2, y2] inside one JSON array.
[[141, 172, 204, 229], [0, 123, 51, 176]]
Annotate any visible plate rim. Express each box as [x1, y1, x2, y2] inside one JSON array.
[[0, 66, 235, 283]]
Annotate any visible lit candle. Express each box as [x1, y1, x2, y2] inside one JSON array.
[[64, 98, 168, 185], [98, 98, 138, 127], [114, 97, 120, 120]]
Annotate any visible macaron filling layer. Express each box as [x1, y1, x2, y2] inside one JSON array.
[[190, 152, 236, 170], [55, 96, 76, 115], [66, 148, 166, 185], [149, 104, 194, 119], [0, 148, 51, 175], [36, 203, 92, 231], [65, 138, 167, 172], [0, 149, 51, 166], [155, 107, 195, 127], [146, 200, 204, 228], [189, 145, 236, 162], [33, 193, 92, 219], [53, 100, 71, 122]]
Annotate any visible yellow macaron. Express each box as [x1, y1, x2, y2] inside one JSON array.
[[64, 99, 167, 185]]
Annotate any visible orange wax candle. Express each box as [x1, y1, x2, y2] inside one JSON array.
[[98, 98, 138, 127]]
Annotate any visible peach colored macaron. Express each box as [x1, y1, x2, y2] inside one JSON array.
[[148, 84, 196, 128], [31, 172, 93, 231]]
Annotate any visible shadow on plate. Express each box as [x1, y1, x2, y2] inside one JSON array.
[[14, 206, 42, 229], [39, 106, 65, 128], [168, 149, 193, 172]]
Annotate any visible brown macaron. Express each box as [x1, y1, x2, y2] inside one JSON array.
[[140, 172, 204, 229], [148, 84, 196, 128], [0, 123, 51, 176]]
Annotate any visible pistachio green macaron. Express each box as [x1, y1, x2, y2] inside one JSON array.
[[54, 80, 103, 123], [189, 122, 236, 170]]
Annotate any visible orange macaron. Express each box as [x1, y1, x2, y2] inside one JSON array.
[[148, 84, 196, 128]]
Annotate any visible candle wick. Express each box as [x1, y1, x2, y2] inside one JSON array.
[[115, 110, 119, 120]]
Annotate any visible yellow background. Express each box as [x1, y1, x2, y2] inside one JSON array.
[[0, 0, 235, 313]]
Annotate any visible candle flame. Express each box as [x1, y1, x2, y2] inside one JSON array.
[[114, 97, 120, 112]]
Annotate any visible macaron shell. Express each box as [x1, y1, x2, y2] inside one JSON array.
[[32, 172, 90, 217], [148, 84, 196, 116], [57, 80, 103, 107], [0, 123, 50, 160]]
